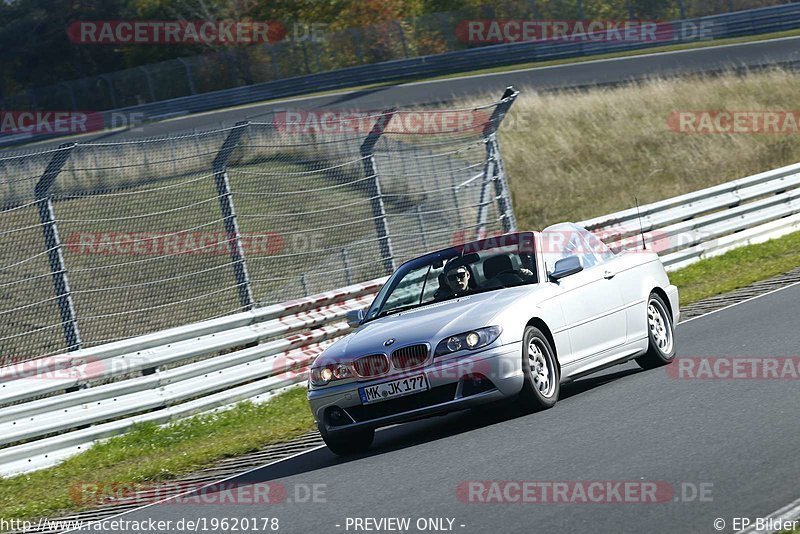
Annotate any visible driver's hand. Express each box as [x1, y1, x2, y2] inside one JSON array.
[[520, 268, 534, 278]]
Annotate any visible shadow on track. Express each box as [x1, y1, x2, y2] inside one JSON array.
[[232, 365, 643, 486]]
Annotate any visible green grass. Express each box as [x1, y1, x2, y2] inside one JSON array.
[[0, 387, 315, 523], [2, 229, 800, 525], [0, 145, 380, 360], [485, 68, 800, 230], [671, 230, 800, 305]]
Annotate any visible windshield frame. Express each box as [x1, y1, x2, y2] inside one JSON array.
[[363, 232, 538, 323]]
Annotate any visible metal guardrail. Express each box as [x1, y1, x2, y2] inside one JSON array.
[[2, 159, 800, 477], [581, 161, 800, 270]]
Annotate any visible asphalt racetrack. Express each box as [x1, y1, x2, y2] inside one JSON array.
[[16, 35, 800, 150], [87, 282, 800, 534]]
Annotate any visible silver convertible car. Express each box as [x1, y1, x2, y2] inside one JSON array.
[[307, 223, 679, 454]]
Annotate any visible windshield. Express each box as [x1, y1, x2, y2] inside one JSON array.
[[364, 233, 537, 322]]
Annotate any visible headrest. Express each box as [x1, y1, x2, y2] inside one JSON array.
[[483, 254, 514, 280]]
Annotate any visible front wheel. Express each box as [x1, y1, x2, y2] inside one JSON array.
[[635, 292, 676, 370], [318, 423, 374, 455], [518, 326, 560, 413]]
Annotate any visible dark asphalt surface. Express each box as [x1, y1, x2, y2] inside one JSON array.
[[16, 35, 800, 151], [98, 283, 800, 534]]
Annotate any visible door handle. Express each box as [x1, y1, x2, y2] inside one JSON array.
[[604, 270, 616, 279]]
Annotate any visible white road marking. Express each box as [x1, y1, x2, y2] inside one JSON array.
[[66, 269, 800, 531], [738, 496, 800, 534]]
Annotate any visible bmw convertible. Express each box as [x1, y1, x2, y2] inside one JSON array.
[[307, 223, 679, 454]]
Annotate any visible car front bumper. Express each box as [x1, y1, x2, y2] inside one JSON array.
[[307, 341, 524, 433]]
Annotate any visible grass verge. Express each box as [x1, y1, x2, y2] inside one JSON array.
[[0, 387, 315, 523], [5, 63, 800, 527], [669, 231, 800, 305], [487, 68, 800, 229], [3, 229, 800, 523]]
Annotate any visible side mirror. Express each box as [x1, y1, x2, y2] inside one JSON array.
[[346, 309, 366, 328], [549, 256, 583, 282]]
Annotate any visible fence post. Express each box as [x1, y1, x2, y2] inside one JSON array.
[[341, 248, 353, 285], [360, 109, 396, 275], [35, 143, 82, 351], [98, 75, 117, 109], [476, 87, 519, 236], [212, 121, 254, 310], [138, 66, 157, 102], [177, 58, 197, 95]]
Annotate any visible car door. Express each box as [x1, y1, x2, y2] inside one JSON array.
[[542, 225, 627, 365]]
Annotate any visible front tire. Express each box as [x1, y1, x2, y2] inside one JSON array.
[[518, 326, 560, 413], [636, 292, 676, 370], [318, 423, 374, 455]]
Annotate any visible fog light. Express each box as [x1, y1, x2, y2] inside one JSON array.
[[447, 336, 462, 352], [465, 332, 480, 348]]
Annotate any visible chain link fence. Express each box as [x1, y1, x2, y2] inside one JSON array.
[[0, 90, 518, 364], [4, 0, 788, 113]]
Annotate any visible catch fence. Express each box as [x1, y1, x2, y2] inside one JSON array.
[[0, 89, 518, 362]]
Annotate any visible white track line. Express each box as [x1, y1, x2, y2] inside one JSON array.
[[738, 496, 800, 534], [678, 278, 800, 325]]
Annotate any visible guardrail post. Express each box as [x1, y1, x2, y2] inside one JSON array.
[[35, 143, 82, 351], [360, 109, 397, 275], [476, 87, 519, 236], [213, 121, 254, 310]]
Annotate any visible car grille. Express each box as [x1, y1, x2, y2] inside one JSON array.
[[353, 354, 390, 377], [390, 344, 428, 370]]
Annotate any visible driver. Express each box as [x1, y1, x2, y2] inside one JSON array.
[[445, 265, 472, 297]]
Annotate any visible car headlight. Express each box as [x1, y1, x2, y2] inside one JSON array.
[[434, 326, 502, 358], [310, 363, 354, 386]]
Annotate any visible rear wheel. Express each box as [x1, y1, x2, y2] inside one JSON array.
[[518, 326, 559, 413], [635, 292, 676, 370], [318, 423, 374, 455]]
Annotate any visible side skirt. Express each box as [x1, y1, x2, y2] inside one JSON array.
[[560, 337, 648, 383]]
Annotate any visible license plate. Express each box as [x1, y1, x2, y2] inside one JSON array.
[[359, 374, 429, 404]]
